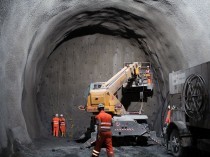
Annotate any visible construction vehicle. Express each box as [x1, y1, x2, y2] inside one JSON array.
[[79, 62, 159, 147], [165, 61, 210, 156]]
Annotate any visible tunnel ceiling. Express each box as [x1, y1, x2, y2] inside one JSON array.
[[49, 7, 186, 73], [1, 0, 210, 154]]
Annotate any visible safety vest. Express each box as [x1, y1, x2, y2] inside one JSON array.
[[60, 118, 66, 126], [52, 117, 59, 126], [96, 111, 112, 132]]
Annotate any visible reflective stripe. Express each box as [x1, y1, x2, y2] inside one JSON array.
[[53, 122, 59, 124], [101, 126, 111, 129], [92, 152, 98, 156], [100, 126, 111, 131], [101, 122, 111, 125], [93, 150, 99, 154]]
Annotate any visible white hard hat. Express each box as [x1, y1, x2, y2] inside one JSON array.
[[55, 113, 59, 117], [147, 66, 149, 68], [168, 105, 171, 110], [98, 103, 104, 109], [60, 114, 63, 117]]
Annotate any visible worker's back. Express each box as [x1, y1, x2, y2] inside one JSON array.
[[59, 117, 66, 125], [93, 110, 114, 157], [96, 111, 112, 132]]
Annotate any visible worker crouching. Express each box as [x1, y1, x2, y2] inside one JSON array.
[[52, 114, 60, 137], [59, 114, 66, 137], [92, 103, 114, 157]]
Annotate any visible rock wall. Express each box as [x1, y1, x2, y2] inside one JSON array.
[[0, 0, 210, 154], [37, 34, 148, 138]]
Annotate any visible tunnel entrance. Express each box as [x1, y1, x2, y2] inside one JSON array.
[[36, 34, 161, 138], [22, 7, 185, 141]]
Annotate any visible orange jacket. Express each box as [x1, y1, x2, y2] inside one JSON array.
[[165, 110, 172, 124], [59, 117, 66, 127], [96, 110, 112, 132], [52, 117, 60, 127]]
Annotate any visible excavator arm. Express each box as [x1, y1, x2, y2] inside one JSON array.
[[86, 62, 153, 115]]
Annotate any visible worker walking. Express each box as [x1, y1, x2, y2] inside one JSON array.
[[59, 114, 66, 137], [52, 114, 60, 137], [92, 103, 114, 157]]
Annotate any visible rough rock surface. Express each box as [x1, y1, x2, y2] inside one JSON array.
[[0, 0, 210, 155]]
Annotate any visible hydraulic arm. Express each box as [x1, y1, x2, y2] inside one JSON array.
[[86, 62, 153, 115]]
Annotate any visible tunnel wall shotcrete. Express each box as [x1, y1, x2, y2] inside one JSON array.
[[37, 34, 149, 138], [1, 0, 210, 154]]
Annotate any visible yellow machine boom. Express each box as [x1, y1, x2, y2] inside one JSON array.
[[86, 62, 153, 115]]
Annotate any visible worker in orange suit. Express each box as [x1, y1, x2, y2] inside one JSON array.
[[165, 105, 172, 125], [145, 66, 151, 84], [52, 113, 60, 137], [145, 66, 150, 73], [92, 103, 114, 157], [163, 105, 175, 135], [59, 114, 66, 137]]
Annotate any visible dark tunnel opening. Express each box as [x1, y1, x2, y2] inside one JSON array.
[[35, 11, 162, 139], [21, 6, 185, 142]]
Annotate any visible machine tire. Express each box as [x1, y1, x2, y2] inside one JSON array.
[[170, 129, 185, 157]]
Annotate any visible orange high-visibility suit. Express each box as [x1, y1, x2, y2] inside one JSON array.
[[92, 110, 114, 157], [165, 109, 172, 125], [59, 117, 66, 137], [52, 116, 60, 137], [145, 67, 151, 84]]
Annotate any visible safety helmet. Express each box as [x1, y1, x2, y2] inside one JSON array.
[[55, 113, 59, 117], [168, 105, 171, 110], [60, 114, 63, 117], [98, 103, 104, 109], [147, 66, 150, 68]]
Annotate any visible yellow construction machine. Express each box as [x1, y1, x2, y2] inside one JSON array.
[[79, 62, 159, 147], [85, 62, 153, 115]]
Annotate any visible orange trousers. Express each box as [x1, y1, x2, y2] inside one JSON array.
[[60, 126, 66, 137], [92, 132, 114, 157], [53, 126, 59, 137]]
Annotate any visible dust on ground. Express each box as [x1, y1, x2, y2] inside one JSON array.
[[13, 137, 173, 157]]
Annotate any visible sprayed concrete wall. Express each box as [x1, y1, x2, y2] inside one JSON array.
[[0, 0, 210, 155], [37, 34, 160, 138]]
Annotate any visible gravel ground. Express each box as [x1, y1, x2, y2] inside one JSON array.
[[13, 137, 173, 157]]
